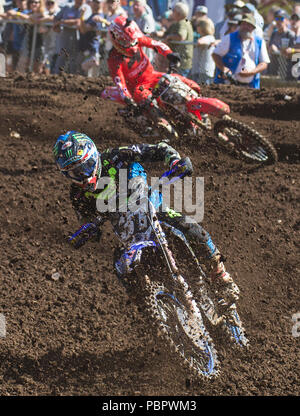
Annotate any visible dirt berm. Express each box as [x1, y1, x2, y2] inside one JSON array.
[[0, 74, 299, 395]]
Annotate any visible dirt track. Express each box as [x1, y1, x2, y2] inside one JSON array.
[[0, 73, 299, 396]]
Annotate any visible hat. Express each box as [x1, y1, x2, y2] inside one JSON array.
[[233, 1, 245, 8], [243, 3, 256, 13], [195, 5, 208, 14], [274, 9, 288, 19], [133, 0, 147, 5], [161, 10, 172, 20], [241, 13, 256, 28], [228, 13, 242, 24]]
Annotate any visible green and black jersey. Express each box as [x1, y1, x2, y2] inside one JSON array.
[[70, 142, 181, 222]]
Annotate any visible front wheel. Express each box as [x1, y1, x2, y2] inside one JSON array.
[[145, 279, 219, 380], [214, 117, 278, 164]]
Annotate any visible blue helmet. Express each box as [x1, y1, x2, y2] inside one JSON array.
[[53, 131, 101, 190]]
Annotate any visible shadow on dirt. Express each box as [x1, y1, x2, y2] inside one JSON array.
[[276, 143, 300, 164], [0, 347, 154, 391]]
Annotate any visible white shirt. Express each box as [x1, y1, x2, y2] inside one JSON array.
[[214, 32, 270, 63], [254, 9, 264, 30], [214, 32, 270, 83]]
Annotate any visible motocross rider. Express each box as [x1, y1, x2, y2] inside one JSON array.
[[101, 15, 202, 139], [53, 130, 240, 313]]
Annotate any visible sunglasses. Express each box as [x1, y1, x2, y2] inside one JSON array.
[[275, 16, 285, 21], [29, 1, 40, 4]]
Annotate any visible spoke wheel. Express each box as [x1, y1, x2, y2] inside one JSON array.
[[214, 118, 278, 164], [146, 282, 219, 380]]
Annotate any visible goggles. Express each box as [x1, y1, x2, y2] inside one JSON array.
[[66, 156, 98, 183], [115, 34, 138, 48]]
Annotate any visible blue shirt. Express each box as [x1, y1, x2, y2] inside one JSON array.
[[78, 13, 104, 53]]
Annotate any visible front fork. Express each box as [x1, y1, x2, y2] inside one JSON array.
[[148, 211, 201, 318]]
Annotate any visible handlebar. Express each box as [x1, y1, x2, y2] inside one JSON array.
[[167, 64, 179, 74], [69, 165, 189, 248]]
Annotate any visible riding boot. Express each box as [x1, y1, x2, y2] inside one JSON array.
[[145, 105, 179, 142], [203, 251, 240, 311]]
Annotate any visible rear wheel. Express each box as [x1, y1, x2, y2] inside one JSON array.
[[214, 117, 278, 164], [145, 279, 219, 380]]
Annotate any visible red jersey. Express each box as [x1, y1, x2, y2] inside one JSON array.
[[107, 35, 172, 101]]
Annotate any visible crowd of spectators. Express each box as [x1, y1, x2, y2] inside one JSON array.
[[0, 0, 299, 85]]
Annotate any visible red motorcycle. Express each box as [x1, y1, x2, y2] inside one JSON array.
[[101, 72, 278, 165]]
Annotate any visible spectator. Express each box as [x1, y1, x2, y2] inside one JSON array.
[[152, 10, 173, 71], [241, 2, 264, 37], [215, 5, 241, 40], [290, 11, 300, 44], [153, 10, 173, 38], [128, 0, 154, 21], [104, 0, 127, 52], [78, 0, 104, 76], [268, 10, 295, 56], [163, 2, 194, 77], [191, 17, 216, 85], [105, 0, 127, 23], [170, 0, 194, 20], [224, 13, 242, 36], [132, 0, 155, 34], [294, 3, 300, 17], [233, 0, 245, 7], [38, 0, 61, 74], [1, 0, 29, 72], [7, 0, 46, 73], [213, 13, 270, 88], [282, 12, 300, 68], [191, 7, 205, 66], [242, 2, 264, 29], [132, 0, 156, 62], [191, 5, 208, 30], [53, 0, 91, 74], [263, 5, 280, 43]]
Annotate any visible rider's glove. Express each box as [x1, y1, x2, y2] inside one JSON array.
[[170, 157, 193, 177], [124, 96, 138, 109], [68, 220, 101, 249], [124, 96, 140, 116], [166, 52, 181, 68]]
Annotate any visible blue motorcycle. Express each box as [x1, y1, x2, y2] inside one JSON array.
[[69, 164, 248, 380]]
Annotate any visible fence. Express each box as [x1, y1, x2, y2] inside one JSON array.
[[0, 18, 109, 75], [0, 17, 299, 84]]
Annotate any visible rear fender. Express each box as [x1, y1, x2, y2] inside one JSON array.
[[187, 97, 230, 119]]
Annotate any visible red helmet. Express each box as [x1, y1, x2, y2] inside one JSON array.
[[109, 15, 143, 56]]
